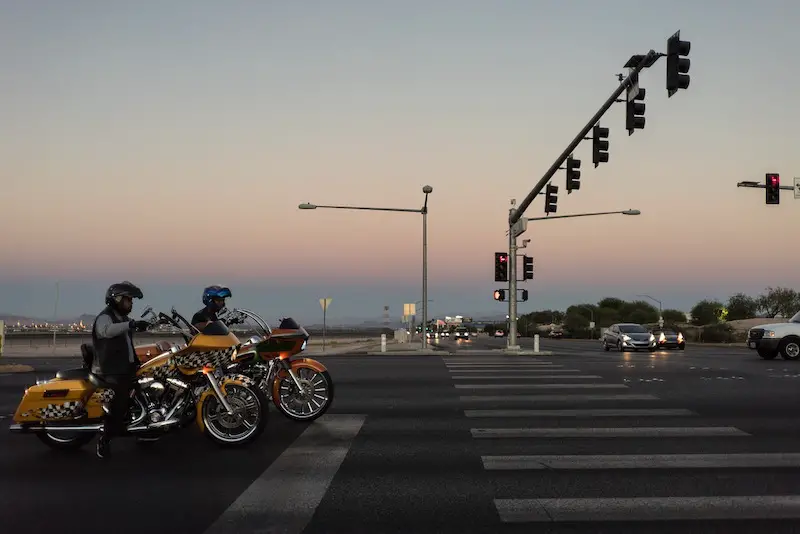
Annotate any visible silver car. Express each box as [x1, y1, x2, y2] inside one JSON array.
[[602, 323, 656, 352]]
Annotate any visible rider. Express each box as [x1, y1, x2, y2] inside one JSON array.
[[191, 285, 232, 331], [91, 281, 150, 459]]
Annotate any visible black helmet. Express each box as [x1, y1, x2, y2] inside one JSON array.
[[105, 281, 143, 306]]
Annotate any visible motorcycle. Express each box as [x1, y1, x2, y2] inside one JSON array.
[[220, 307, 335, 422], [9, 306, 268, 450]]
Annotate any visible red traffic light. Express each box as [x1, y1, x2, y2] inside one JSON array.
[[493, 290, 501, 300], [768, 174, 780, 186], [499, 255, 507, 263]]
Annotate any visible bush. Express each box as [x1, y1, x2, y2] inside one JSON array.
[[699, 324, 745, 343]]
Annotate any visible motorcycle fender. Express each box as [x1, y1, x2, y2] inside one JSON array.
[[271, 358, 328, 406], [194, 374, 257, 432]]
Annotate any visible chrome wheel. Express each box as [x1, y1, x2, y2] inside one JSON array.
[[277, 368, 333, 421], [202, 384, 264, 444]]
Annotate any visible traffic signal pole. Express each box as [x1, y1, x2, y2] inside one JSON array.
[[504, 50, 659, 352], [507, 202, 520, 351], [509, 50, 659, 228]]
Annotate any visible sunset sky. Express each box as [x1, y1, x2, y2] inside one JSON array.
[[1, 0, 799, 324]]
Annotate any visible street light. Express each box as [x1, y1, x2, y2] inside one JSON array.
[[298, 185, 435, 350], [505, 207, 642, 351], [635, 294, 663, 325], [525, 209, 641, 222]]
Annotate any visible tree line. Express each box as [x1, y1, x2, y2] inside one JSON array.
[[484, 287, 800, 344]]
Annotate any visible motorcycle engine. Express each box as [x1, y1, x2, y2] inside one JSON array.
[[138, 377, 190, 424]]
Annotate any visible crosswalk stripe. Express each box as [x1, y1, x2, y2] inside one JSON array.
[[471, 426, 750, 438], [460, 394, 660, 402], [482, 452, 800, 470], [464, 408, 696, 417], [494, 495, 800, 523], [203, 414, 365, 534], [451, 375, 602, 380], [454, 383, 627, 390]]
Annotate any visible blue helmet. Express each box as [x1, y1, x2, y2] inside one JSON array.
[[202, 285, 232, 308]]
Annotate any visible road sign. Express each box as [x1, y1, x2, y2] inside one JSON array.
[[589, 321, 595, 329], [658, 316, 664, 328], [794, 177, 800, 199], [319, 298, 332, 311], [403, 303, 416, 316]]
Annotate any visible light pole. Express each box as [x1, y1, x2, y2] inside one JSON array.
[[506, 208, 641, 351], [578, 305, 595, 339], [636, 294, 663, 325], [299, 185, 434, 350]]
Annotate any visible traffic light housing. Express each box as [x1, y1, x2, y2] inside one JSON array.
[[520, 289, 529, 302], [626, 86, 646, 135], [565, 156, 581, 194], [522, 255, 534, 280], [494, 252, 509, 282], [766, 173, 780, 205], [666, 31, 691, 98], [493, 289, 506, 302], [544, 183, 558, 214], [592, 125, 609, 168]]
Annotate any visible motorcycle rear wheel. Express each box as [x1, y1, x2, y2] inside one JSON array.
[[200, 384, 267, 447]]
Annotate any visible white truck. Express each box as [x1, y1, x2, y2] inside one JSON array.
[[747, 311, 800, 360]]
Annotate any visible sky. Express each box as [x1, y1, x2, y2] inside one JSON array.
[[1, 0, 799, 324]]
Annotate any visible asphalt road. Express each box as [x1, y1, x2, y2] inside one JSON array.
[[3, 346, 800, 533]]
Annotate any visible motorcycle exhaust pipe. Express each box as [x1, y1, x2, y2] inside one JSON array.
[[9, 423, 103, 433]]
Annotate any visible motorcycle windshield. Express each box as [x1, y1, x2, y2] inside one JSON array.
[[279, 317, 301, 329], [199, 320, 232, 336]]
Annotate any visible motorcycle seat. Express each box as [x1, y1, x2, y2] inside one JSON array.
[[55, 368, 90, 380], [88, 373, 116, 389]]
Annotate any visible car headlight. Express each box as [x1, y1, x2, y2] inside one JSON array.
[[622, 335, 631, 341], [677, 333, 684, 342], [659, 332, 666, 342], [649, 334, 655, 342], [765, 330, 776, 338]]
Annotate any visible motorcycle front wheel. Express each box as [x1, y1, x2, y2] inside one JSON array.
[[200, 384, 267, 447], [274, 368, 334, 422]]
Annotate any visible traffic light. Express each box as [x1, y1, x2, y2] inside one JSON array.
[[522, 255, 534, 280], [626, 86, 646, 136], [565, 156, 581, 194], [544, 183, 558, 214], [592, 124, 609, 168], [494, 252, 509, 282], [520, 289, 529, 302], [666, 31, 691, 98], [493, 289, 506, 302], [766, 173, 780, 205]]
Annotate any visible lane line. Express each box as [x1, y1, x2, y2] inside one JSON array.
[[203, 414, 366, 534], [447, 369, 580, 373]]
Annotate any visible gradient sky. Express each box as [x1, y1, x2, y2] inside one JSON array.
[[1, 0, 799, 324]]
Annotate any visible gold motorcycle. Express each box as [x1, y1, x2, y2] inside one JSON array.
[[9, 306, 268, 450]]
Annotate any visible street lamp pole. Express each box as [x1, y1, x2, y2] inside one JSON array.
[[636, 294, 663, 323], [506, 208, 641, 351], [299, 185, 434, 351]]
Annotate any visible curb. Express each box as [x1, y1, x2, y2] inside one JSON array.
[[0, 364, 35, 373]]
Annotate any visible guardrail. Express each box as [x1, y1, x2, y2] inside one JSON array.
[[2, 328, 392, 345]]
